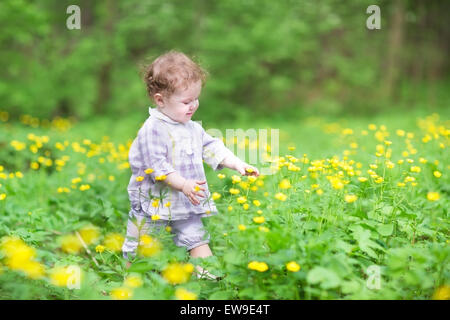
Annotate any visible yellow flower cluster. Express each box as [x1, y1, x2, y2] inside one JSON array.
[[137, 234, 162, 257], [162, 262, 195, 285], [248, 261, 269, 272], [0, 236, 45, 279]]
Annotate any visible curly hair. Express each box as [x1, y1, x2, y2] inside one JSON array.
[[141, 50, 208, 102]]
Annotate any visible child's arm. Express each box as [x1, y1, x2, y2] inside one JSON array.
[[219, 154, 260, 176]]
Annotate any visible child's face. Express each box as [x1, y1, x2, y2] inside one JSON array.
[[156, 80, 202, 124]]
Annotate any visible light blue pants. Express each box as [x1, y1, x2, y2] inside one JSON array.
[[121, 210, 210, 261]]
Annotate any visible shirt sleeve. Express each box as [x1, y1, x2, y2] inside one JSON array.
[[138, 121, 176, 181], [200, 125, 235, 171]]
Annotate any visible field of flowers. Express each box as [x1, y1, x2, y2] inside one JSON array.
[[0, 110, 448, 300]]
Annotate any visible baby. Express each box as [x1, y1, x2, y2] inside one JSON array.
[[121, 50, 259, 279]]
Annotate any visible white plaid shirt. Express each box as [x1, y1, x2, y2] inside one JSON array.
[[127, 107, 235, 220]]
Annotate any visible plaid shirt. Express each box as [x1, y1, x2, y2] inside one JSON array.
[[127, 107, 234, 220]]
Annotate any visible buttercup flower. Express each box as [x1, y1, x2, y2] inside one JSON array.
[[248, 261, 268, 272], [286, 261, 301, 272], [427, 192, 440, 201], [345, 194, 358, 203], [110, 287, 133, 300], [124, 274, 143, 288], [162, 263, 194, 285], [175, 288, 197, 300]]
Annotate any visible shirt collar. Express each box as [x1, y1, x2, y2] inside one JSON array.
[[149, 106, 182, 125]]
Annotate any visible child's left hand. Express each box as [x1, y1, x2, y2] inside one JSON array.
[[235, 161, 260, 177]]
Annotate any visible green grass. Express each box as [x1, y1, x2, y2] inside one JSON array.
[[0, 109, 448, 300]]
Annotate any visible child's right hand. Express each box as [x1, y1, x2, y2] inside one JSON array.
[[182, 179, 206, 206]]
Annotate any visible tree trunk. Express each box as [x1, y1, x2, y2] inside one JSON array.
[[382, 0, 405, 100]]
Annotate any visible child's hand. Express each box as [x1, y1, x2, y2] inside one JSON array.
[[182, 179, 206, 206], [235, 161, 260, 177]]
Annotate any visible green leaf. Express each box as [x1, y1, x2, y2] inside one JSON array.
[[377, 223, 394, 236], [128, 261, 154, 273], [306, 267, 341, 289], [209, 290, 231, 300]]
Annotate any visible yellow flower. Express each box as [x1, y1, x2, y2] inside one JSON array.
[[275, 192, 287, 201], [110, 287, 133, 300], [238, 224, 246, 231], [245, 167, 254, 174], [212, 192, 221, 200], [162, 263, 194, 285], [71, 177, 82, 184], [427, 192, 440, 201], [253, 216, 265, 224], [164, 202, 171, 208], [227, 206, 233, 211], [136, 176, 145, 182], [229, 188, 240, 195], [345, 194, 358, 203], [253, 200, 261, 206], [410, 166, 421, 173], [19, 260, 46, 279], [243, 203, 249, 210], [151, 214, 160, 221], [49, 266, 77, 287], [217, 173, 226, 179], [358, 177, 368, 182], [165, 226, 172, 232], [60, 234, 83, 254], [0, 193, 6, 201], [155, 175, 167, 181], [95, 245, 105, 253], [144, 168, 154, 174], [286, 261, 301, 272], [137, 234, 161, 257], [151, 199, 160, 208], [258, 226, 269, 232], [231, 175, 241, 184], [279, 179, 291, 189], [374, 177, 384, 184], [78, 224, 100, 245], [248, 261, 268, 272], [175, 288, 197, 300], [237, 196, 247, 204], [432, 285, 450, 300], [433, 171, 442, 178], [103, 233, 124, 252], [79, 184, 90, 191], [124, 274, 143, 288]]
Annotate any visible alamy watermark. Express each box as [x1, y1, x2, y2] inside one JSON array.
[[66, 265, 82, 289], [366, 5, 381, 30], [366, 265, 381, 290], [196, 121, 280, 176], [66, 5, 81, 30]]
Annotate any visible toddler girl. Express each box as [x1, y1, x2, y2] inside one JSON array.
[[121, 50, 259, 279]]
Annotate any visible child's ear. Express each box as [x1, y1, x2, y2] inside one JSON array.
[[153, 93, 164, 107]]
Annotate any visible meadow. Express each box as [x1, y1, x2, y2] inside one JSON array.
[[0, 109, 448, 300]]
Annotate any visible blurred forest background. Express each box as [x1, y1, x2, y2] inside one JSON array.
[[1, 0, 449, 123]]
